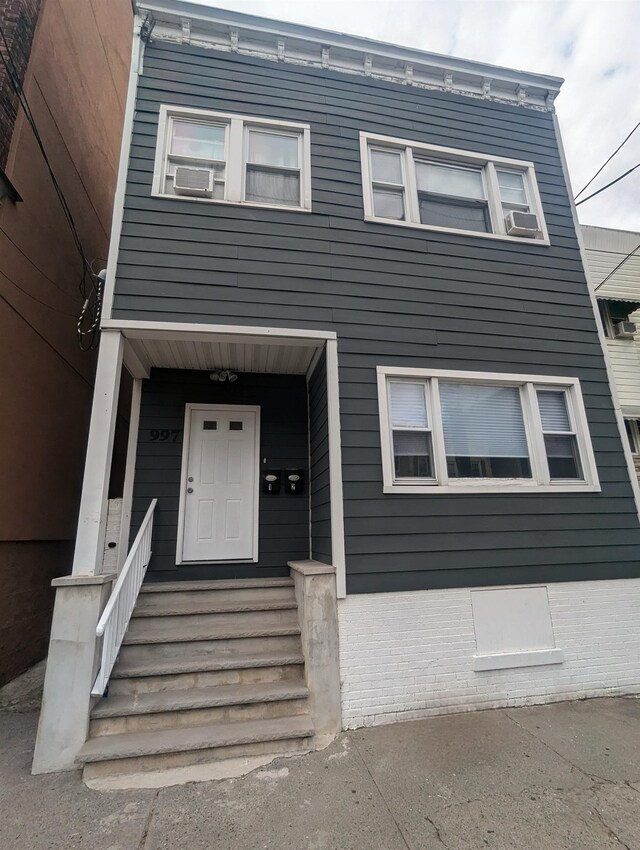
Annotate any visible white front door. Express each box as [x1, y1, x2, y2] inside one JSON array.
[[181, 406, 259, 562]]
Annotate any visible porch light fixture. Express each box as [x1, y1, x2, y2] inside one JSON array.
[[209, 370, 238, 382]]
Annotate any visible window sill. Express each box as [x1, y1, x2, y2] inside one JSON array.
[[473, 648, 564, 672], [383, 482, 601, 495], [364, 214, 550, 246], [151, 190, 311, 214]]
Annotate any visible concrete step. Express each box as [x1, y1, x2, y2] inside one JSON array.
[[118, 634, 302, 663], [109, 651, 305, 695], [82, 734, 312, 787], [137, 584, 296, 608], [126, 608, 300, 637], [78, 714, 314, 765], [90, 682, 310, 735], [93, 681, 309, 718], [122, 620, 301, 646], [133, 597, 297, 618], [140, 579, 294, 593]]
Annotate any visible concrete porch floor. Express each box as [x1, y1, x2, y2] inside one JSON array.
[[2, 697, 640, 850]]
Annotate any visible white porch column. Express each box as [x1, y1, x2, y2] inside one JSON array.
[[72, 329, 124, 575], [326, 338, 347, 598]]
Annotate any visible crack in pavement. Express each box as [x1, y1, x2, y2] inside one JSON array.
[[350, 737, 423, 850], [137, 789, 160, 849], [590, 800, 633, 850], [503, 709, 618, 787]]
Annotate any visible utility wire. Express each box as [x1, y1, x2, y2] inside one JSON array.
[[594, 242, 640, 292], [575, 161, 640, 207], [574, 119, 640, 201], [0, 226, 82, 303], [0, 268, 78, 316], [0, 27, 103, 349]]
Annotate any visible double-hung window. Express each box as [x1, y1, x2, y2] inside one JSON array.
[[361, 132, 549, 243], [153, 106, 311, 211], [378, 367, 599, 493]]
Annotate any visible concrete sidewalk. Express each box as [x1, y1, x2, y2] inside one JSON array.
[[2, 697, 639, 850]]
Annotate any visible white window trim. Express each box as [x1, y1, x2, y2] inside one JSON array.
[[377, 366, 599, 494], [152, 105, 312, 212], [360, 132, 550, 245]]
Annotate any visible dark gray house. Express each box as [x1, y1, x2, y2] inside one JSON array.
[[33, 1, 640, 787]]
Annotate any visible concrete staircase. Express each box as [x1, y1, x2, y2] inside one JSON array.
[[77, 578, 315, 789]]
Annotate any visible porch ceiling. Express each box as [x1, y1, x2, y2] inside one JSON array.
[[127, 336, 320, 375]]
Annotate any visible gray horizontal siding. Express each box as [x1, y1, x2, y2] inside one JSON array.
[[131, 370, 309, 582], [116, 41, 640, 592]]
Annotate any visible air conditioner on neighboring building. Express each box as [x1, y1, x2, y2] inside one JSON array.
[[173, 166, 213, 197], [613, 321, 637, 339], [504, 210, 541, 237]]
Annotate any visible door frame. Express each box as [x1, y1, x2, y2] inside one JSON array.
[[176, 402, 261, 565]]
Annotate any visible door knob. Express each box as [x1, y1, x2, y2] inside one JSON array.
[[187, 487, 194, 494], [188, 477, 194, 482]]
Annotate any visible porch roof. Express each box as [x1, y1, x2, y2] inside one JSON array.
[[104, 321, 333, 379]]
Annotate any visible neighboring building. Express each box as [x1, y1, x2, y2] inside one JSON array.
[[583, 225, 640, 479], [34, 1, 640, 785], [0, 0, 131, 686]]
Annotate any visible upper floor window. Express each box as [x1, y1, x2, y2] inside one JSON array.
[[598, 299, 639, 339], [360, 132, 549, 244], [377, 366, 599, 494], [152, 106, 311, 212]]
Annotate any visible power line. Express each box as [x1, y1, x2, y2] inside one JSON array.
[[574, 119, 640, 201], [0, 26, 103, 349], [594, 242, 640, 292], [0, 292, 93, 387], [0, 226, 82, 303], [575, 161, 640, 207], [0, 268, 79, 316]]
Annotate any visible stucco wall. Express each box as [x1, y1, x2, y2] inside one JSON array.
[[0, 0, 131, 685]]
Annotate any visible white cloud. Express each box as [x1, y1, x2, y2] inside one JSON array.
[[187, 0, 640, 231]]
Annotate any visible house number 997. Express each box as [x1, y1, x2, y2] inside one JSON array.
[[149, 429, 181, 442]]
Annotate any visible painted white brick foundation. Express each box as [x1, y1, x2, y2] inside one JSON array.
[[338, 578, 640, 729]]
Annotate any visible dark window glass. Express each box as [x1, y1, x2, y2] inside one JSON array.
[[229, 421, 243, 431], [393, 431, 432, 478], [544, 434, 582, 480], [203, 420, 218, 430], [419, 195, 489, 232]]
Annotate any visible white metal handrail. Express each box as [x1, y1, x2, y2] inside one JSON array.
[[91, 498, 157, 697]]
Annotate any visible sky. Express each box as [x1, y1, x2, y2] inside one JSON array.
[[186, 0, 640, 233]]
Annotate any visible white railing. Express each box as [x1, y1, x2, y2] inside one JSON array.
[[91, 499, 157, 697]]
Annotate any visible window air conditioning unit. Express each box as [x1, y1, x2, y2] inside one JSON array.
[[613, 321, 637, 339], [173, 166, 213, 197], [504, 210, 541, 238]]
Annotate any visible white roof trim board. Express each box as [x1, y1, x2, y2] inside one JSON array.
[[582, 225, 640, 303], [136, 0, 563, 112]]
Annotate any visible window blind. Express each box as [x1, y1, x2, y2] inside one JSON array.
[[389, 382, 428, 428], [537, 390, 571, 432], [440, 383, 528, 458]]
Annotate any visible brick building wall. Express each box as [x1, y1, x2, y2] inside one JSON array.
[[338, 579, 640, 727], [0, 0, 42, 168]]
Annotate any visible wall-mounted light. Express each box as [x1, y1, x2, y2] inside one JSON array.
[[210, 370, 238, 383]]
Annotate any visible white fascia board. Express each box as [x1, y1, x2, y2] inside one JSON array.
[[102, 319, 337, 342], [135, 1, 562, 109], [102, 16, 145, 322]]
